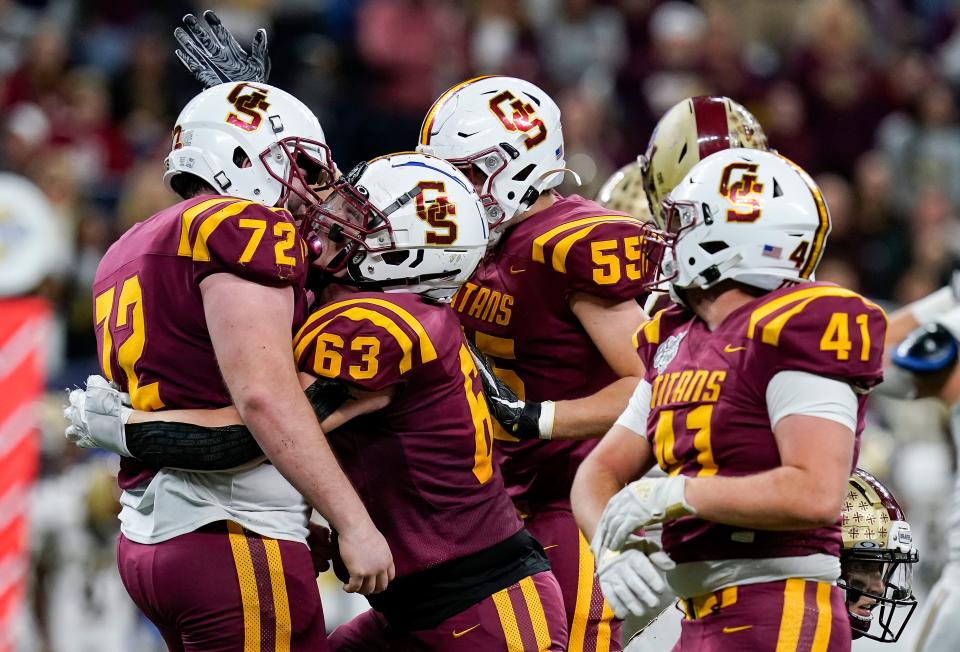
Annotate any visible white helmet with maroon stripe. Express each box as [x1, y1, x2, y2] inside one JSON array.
[[417, 76, 566, 231], [638, 96, 768, 227], [661, 148, 830, 292]]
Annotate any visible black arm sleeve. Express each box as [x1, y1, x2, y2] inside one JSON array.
[[123, 378, 350, 471], [125, 422, 263, 471]]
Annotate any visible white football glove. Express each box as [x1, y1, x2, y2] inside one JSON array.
[[592, 476, 695, 557], [64, 375, 133, 457], [595, 536, 675, 620]]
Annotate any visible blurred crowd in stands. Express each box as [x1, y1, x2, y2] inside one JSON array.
[[9, 0, 960, 649]]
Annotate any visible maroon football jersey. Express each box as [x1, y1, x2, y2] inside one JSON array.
[[292, 292, 523, 577], [634, 282, 886, 564], [453, 194, 654, 505], [93, 195, 309, 489]]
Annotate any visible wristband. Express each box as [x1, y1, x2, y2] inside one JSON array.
[[538, 400, 556, 440]]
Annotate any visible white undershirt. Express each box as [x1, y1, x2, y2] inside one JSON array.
[[614, 370, 858, 436]]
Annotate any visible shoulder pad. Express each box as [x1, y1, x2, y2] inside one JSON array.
[[181, 198, 307, 287], [745, 285, 886, 388], [292, 296, 440, 390], [893, 323, 959, 374], [530, 214, 654, 301]]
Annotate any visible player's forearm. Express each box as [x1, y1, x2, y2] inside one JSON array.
[[551, 376, 639, 439], [571, 456, 624, 540], [127, 405, 241, 427], [237, 387, 373, 534], [684, 467, 846, 530]]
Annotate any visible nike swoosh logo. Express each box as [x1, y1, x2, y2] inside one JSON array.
[[452, 624, 481, 638], [723, 345, 747, 353], [543, 544, 559, 551], [509, 266, 526, 274], [722, 625, 753, 634]]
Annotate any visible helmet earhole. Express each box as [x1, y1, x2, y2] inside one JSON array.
[[688, 257, 696, 265], [507, 192, 515, 200]]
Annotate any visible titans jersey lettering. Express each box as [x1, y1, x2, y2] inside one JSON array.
[[451, 282, 514, 326], [636, 282, 886, 562]]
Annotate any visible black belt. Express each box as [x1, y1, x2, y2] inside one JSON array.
[[368, 528, 551, 631]]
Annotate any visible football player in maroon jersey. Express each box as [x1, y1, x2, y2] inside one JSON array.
[[84, 82, 393, 651], [417, 75, 666, 652], [69, 152, 570, 651], [573, 148, 886, 651]]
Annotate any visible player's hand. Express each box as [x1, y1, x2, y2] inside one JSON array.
[[337, 523, 395, 595], [465, 338, 552, 440], [63, 375, 133, 456], [306, 522, 334, 575], [304, 377, 351, 422], [593, 476, 695, 556], [595, 536, 675, 620], [174, 10, 270, 88]]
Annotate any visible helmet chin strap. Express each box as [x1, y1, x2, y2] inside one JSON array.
[[536, 167, 581, 187], [516, 168, 583, 215], [693, 253, 743, 289]]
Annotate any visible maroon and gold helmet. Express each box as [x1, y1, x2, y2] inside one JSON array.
[[840, 469, 919, 643], [621, 96, 768, 227]]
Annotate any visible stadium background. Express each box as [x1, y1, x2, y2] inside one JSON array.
[[2, 0, 959, 649]]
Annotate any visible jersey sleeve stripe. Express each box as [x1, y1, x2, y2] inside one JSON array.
[[294, 298, 437, 365], [191, 201, 256, 262], [633, 310, 663, 348], [177, 197, 237, 256], [295, 308, 417, 374], [550, 223, 602, 273], [747, 286, 883, 345], [419, 75, 497, 145], [531, 215, 645, 265]]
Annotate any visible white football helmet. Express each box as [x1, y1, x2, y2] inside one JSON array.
[[661, 148, 830, 292], [417, 75, 566, 231], [164, 82, 334, 209], [306, 152, 488, 302]]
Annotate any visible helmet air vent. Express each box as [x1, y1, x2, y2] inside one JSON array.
[[380, 250, 410, 266], [233, 147, 251, 168], [512, 164, 536, 182], [700, 241, 729, 254]]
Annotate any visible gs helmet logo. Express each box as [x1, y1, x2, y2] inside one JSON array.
[[415, 181, 458, 245], [226, 83, 271, 132], [719, 163, 764, 223], [488, 91, 547, 150]]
